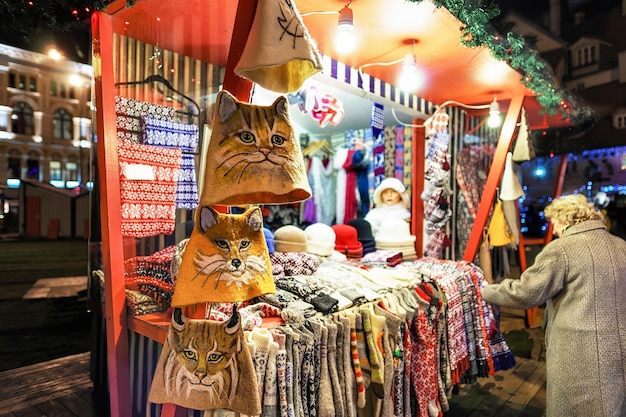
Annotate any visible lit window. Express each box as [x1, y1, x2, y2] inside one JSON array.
[[50, 160, 62, 181], [50, 81, 57, 96], [29, 77, 37, 92], [66, 161, 78, 181]]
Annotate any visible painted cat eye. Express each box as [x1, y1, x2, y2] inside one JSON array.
[[239, 240, 250, 250], [207, 353, 222, 362], [239, 131, 255, 144], [271, 134, 285, 146], [183, 350, 197, 360], [215, 239, 230, 250]]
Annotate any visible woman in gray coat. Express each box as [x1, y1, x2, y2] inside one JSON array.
[[481, 194, 626, 417]]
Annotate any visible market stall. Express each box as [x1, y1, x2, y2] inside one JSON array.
[[89, 1, 582, 416]]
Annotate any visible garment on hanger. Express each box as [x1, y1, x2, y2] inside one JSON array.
[[142, 116, 200, 209]]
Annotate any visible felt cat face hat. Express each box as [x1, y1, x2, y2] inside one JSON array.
[[149, 307, 261, 414], [171, 206, 275, 306], [234, 0, 323, 93], [200, 90, 312, 207]]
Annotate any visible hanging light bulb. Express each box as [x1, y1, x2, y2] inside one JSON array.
[[335, 5, 355, 54], [398, 52, 423, 92], [487, 97, 501, 128]]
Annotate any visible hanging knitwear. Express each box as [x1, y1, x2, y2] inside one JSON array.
[[383, 126, 396, 179], [371, 104, 386, 186], [342, 149, 358, 223], [394, 125, 404, 182], [115, 96, 176, 144], [117, 141, 181, 237], [142, 116, 200, 209]]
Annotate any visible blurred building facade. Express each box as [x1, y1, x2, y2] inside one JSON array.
[[0, 43, 93, 233]]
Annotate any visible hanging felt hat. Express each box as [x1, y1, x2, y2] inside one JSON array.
[[274, 225, 308, 253], [200, 90, 312, 206], [304, 223, 336, 257], [331, 224, 363, 259], [171, 206, 275, 307], [499, 152, 525, 201], [148, 307, 261, 414], [234, 0, 323, 93]]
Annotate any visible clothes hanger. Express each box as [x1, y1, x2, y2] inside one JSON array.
[[115, 73, 201, 116]]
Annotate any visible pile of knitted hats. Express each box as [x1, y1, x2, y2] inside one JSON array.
[[374, 219, 417, 261]]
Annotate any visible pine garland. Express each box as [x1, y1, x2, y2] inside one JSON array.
[[407, 0, 598, 128]]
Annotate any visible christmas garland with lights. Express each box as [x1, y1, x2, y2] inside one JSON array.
[[407, 0, 598, 127]]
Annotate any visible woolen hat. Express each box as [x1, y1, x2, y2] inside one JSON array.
[[304, 223, 336, 257], [373, 177, 409, 208], [331, 224, 363, 258], [347, 218, 376, 255], [263, 227, 275, 254], [274, 225, 308, 253]]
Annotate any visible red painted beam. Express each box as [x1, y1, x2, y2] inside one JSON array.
[[463, 95, 524, 262]]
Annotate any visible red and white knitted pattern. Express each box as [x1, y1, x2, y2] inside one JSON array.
[[118, 141, 181, 237]]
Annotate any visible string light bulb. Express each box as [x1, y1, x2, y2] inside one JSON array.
[[487, 96, 501, 128], [398, 42, 423, 93], [335, 4, 355, 54]]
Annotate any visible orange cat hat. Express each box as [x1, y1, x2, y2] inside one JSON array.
[[171, 206, 275, 306], [200, 90, 312, 206]]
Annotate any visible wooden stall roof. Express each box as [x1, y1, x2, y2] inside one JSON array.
[[103, 0, 572, 130]]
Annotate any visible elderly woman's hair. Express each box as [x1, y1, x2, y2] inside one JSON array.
[[543, 194, 603, 226]]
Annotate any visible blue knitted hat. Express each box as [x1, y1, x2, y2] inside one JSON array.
[[263, 228, 275, 254]]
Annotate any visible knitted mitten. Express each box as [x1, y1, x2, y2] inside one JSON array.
[[374, 304, 402, 417]]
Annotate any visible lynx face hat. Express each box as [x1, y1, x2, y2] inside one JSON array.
[[171, 206, 275, 306], [149, 308, 261, 414], [234, 0, 323, 93], [200, 90, 311, 206]]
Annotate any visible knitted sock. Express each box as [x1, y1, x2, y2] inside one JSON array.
[[262, 337, 279, 417], [325, 321, 345, 417], [307, 320, 323, 417], [360, 305, 385, 399], [338, 315, 357, 417], [295, 324, 314, 417], [317, 325, 336, 417], [250, 327, 273, 401], [353, 310, 369, 408], [272, 330, 289, 417], [282, 326, 303, 417], [333, 317, 346, 411], [374, 304, 402, 417], [279, 327, 297, 417]]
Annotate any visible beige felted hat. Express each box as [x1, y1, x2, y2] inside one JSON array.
[[148, 308, 261, 414], [200, 90, 312, 207], [234, 0, 323, 93], [274, 225, 308, 253]]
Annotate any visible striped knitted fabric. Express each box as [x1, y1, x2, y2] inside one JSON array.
[[142, 116, 200, 209], [117, 141, 180, 237], [383, 126, 396, 179], [115, 95, 176, 144], [124, 244, 176, 310], [394, 126, 404, 181]]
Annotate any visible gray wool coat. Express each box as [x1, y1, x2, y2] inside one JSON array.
[[481, 219, 626, 417]]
